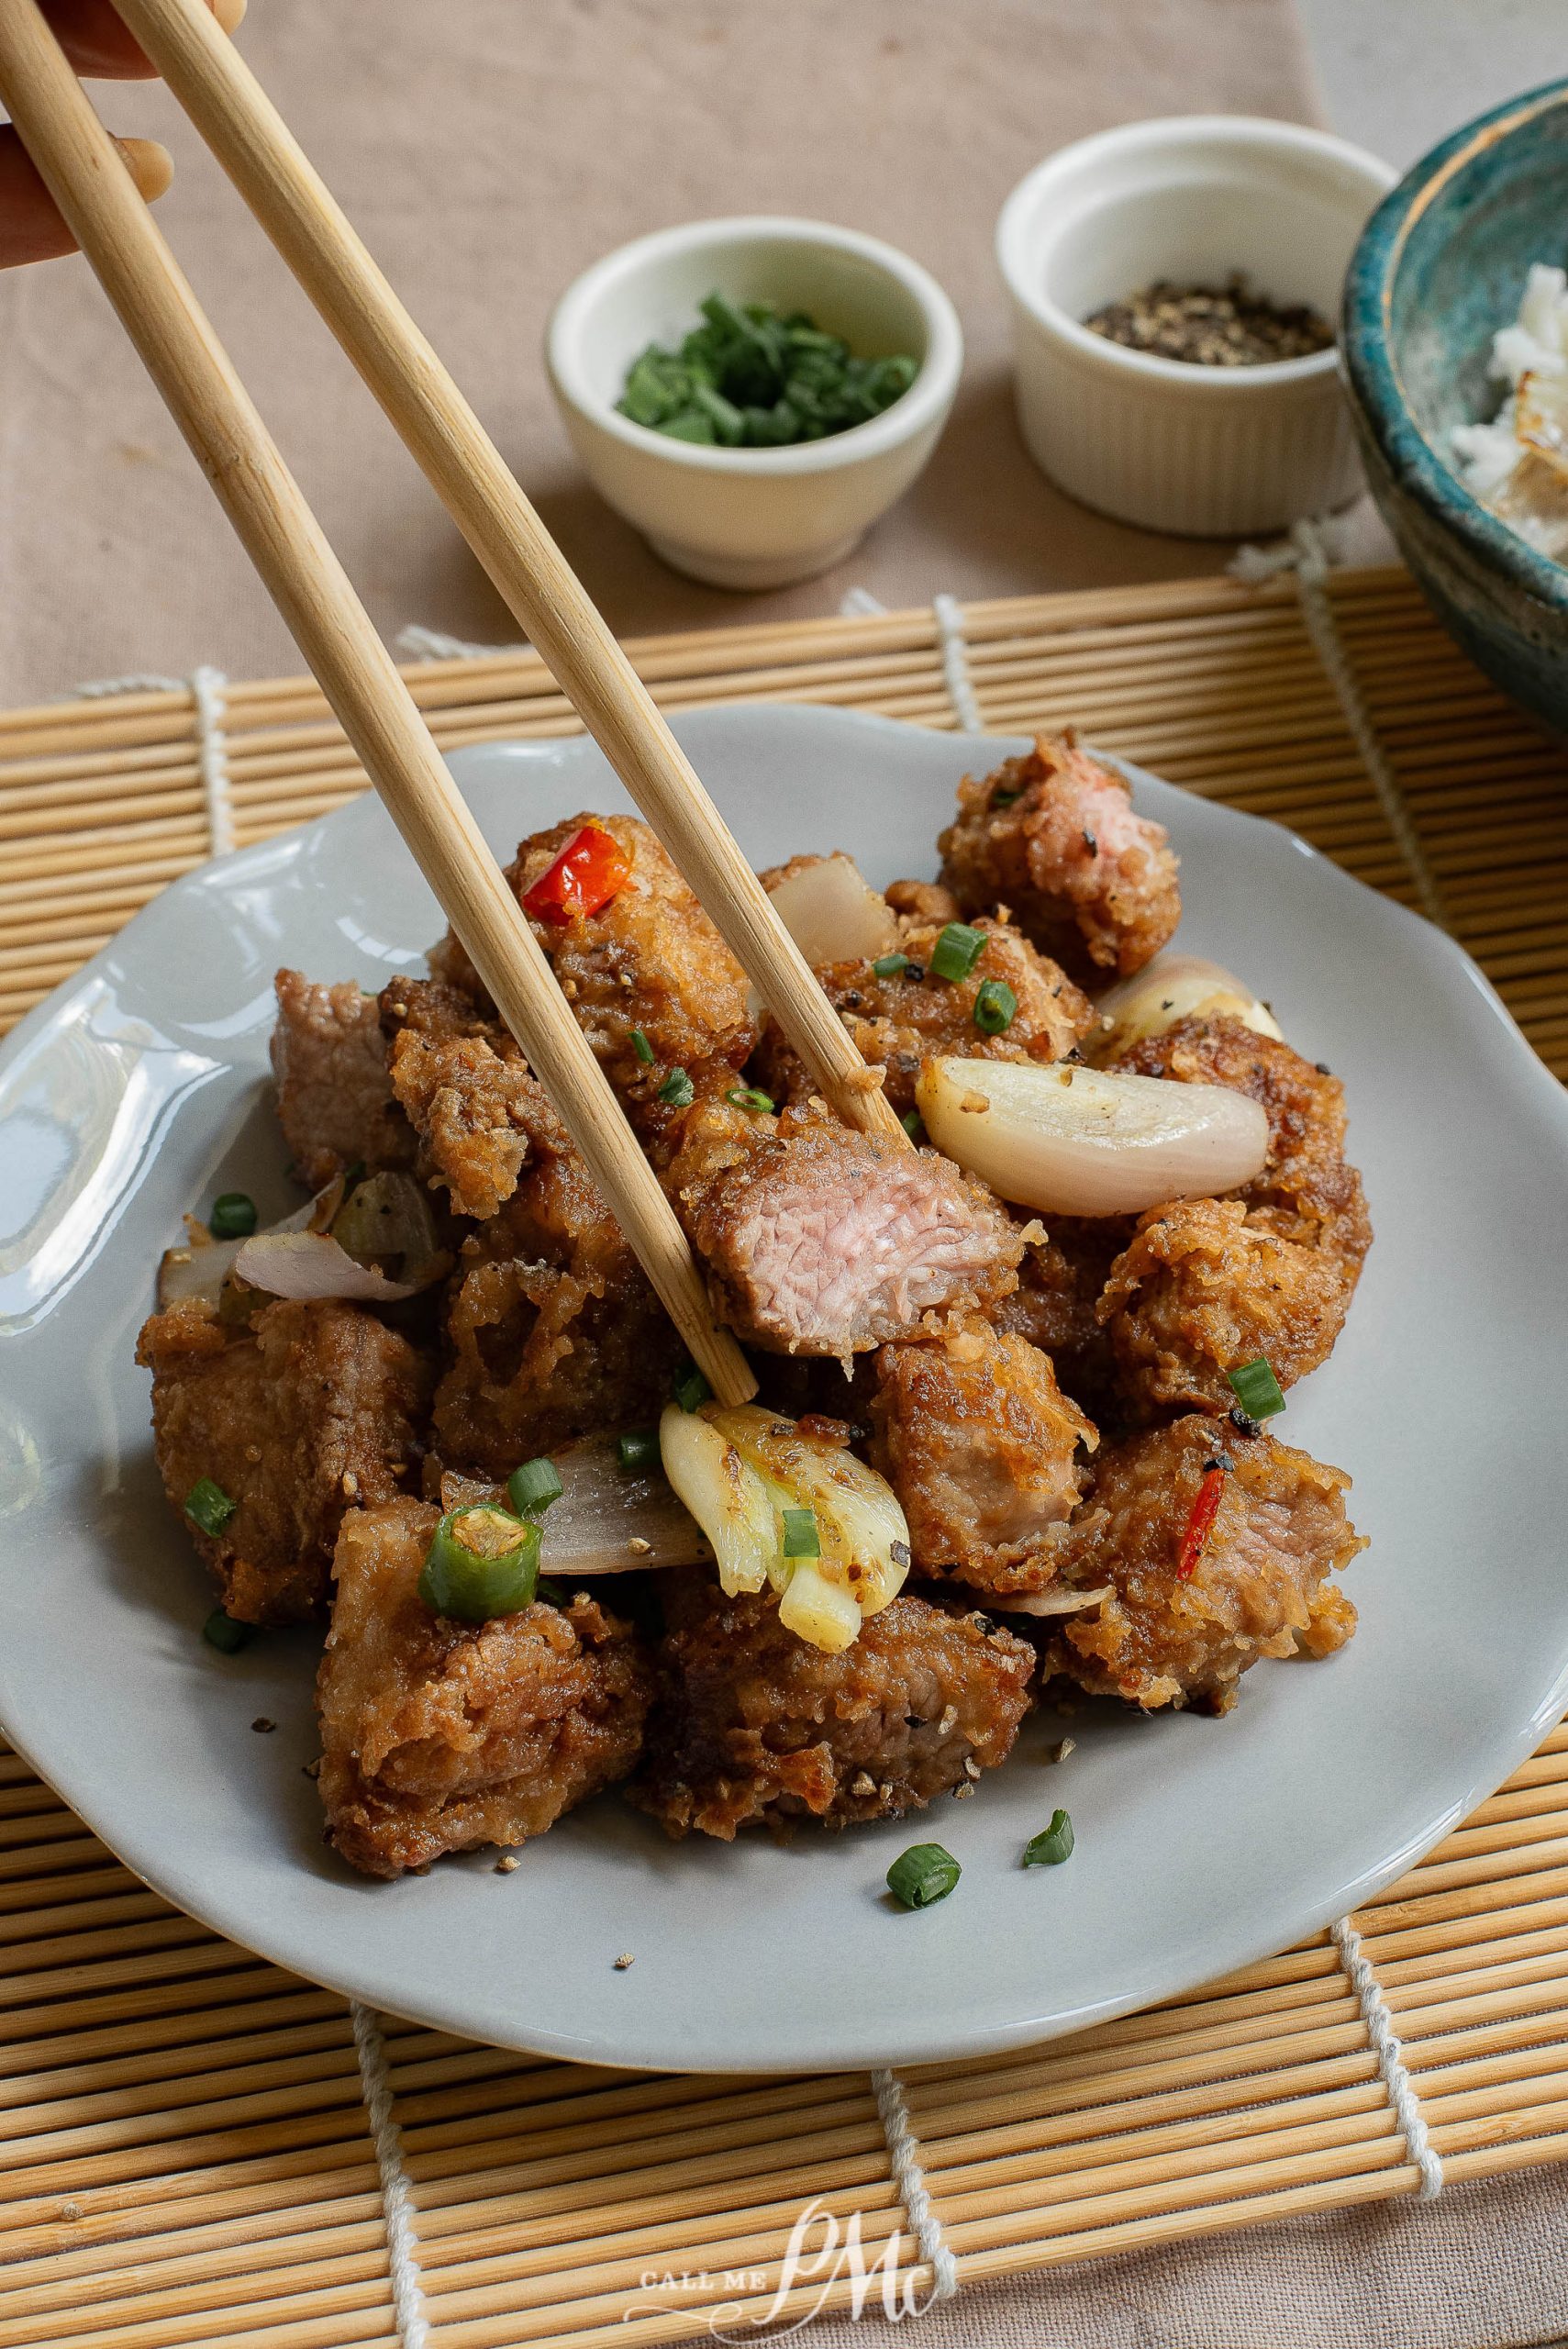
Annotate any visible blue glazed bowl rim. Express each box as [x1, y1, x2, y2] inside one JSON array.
[[1341, 74, 1568, 618]]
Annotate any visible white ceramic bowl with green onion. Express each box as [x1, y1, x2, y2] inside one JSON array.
[[546, 217, 963, 589]]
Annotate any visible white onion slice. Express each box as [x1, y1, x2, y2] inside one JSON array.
[[988, 1584, 1112, 1617], [764, 853, 900, 968], [234, 1229, 422, 1303], [916, 1056, 1269, 1217], [1085, 953, 1283, 1066], [157, 1235, 247, 1308]]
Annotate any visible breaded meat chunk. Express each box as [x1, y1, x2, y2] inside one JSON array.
[[631, 1580, 1034, 1839], [1099, 1197, 1351, 1414], [1045, 1415, 1362, 1713], [671, 1098, 1025, 1356], [272, 970, 412, 1189], [938, 734, 1180, 982], [379, 977, 539, 1220], [138, 1298, 430, 1624], [753, 915, 1094, 1118], [435, 1106, 682, 1477], [871, 1321, 1095, 1595], [987, 1213, 1128, 1419], [1110, 1014, 1371, 1279], [318, 1499, 652, 1876], [884, 877, 962, 927]]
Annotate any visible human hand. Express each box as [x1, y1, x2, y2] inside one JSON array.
[[0, 0, 245, 266]]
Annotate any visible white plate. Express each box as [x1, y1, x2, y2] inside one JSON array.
[[2, 705, 1565, 2076]]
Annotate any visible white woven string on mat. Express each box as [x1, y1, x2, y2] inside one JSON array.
[[1329, 1916, 1444, 2199], [72, 663, 236, 858], [1231, 517, 1448, 930], [931, 591, 983, 734], [872, 2065, 960, 2300], [395, 622, 524, 662], [351, 2000, 432, 2348]]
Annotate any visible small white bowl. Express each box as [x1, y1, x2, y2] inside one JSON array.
[[546, 217, 962, 589], [996, 118, 1397, 537]]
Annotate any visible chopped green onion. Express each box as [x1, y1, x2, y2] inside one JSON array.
[[725, 1085, 775, 1114], [506, 1457, 563, 1519], [418, 1506, 541, 1621], [973, 978, 1018, 1037], [535, 1576, 568, 1606], [184, 1477, 237, 1537], [629, 1028, 655, 1065], [887, 1842, 962, 1909], [901, 1110, 925, 1144], [1023, 1809, 1074, 1867], [617, 1426, 662, 1473], [209, 1192, 257, 1241], [673, 1364, 711, 1413], [1227, 1357, 1285, 1420], [658, 1068, 695, 1108], [992, 787, 1020, 807], [202, 1608, 252, 1654], [872, 952, 911, 979], [781, 1507, 819, 1559], [930, 922, 987, 983]]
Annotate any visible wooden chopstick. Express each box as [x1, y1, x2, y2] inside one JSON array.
[[105, 0, 910, 1153], [0, 0, 756, 1408]]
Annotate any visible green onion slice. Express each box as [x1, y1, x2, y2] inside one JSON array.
[[630, 1028, 655, 1065], [725, 1085, 775, 1114], [658, 1068, 695, 1108], [872, 952, 911, 979], [930, 922, 987, 983], [1227, 1357, 1286, 1419], [418, 1506, 540, 1621], [781, 1507, 819, 1559], [973, 978, 1018, 1036], [887, 1842, 962, 1909], [901, 1110, 925, 1144], [673, 1364, 712, 1413], [506, 1457, 564, 1519], [535, 1575, 568, 1607], [617, 1426, 661, 1473], [202, 1608, 252, 1654], [184, 1477, 237, 1537], [1023, 1809, 1074, 1867], [209, 1192, 257, 1240]]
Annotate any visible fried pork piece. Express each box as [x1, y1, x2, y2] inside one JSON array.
[[671, 1097, 1025, 1355], [631, 1579, 1034, 1838], [432, 811, 754, 1148], [938, 734, 1180, 982], [871, 1321, 1095, 1596], [137, 1298, 430, 1624], [271, 970, 412, 1189], [1045, 1415, 1362, 1714], [379, 977, 539, 1220], [435, 1099, 682, 1477], [988, 1213, 1128, 1419], [884, 877, 962, 927], [753, 915, 1094, 1118], [318, 1498, 653, 1877]]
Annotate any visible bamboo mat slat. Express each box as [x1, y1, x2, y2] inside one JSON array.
[[3, 562, 1567, 2343]]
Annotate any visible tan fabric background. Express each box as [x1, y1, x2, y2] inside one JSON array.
[[0, 0, 1324, 700]]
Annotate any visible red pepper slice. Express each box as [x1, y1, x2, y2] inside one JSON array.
[[521, 824, 632, 926], [1176, 1464, 1227, 1580]]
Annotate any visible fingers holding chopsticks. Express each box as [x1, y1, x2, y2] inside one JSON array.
[[0, 0, 243, 264]]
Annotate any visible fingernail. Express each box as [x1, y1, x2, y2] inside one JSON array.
[[211, 0, 248, 31], [115, 138, 174, 205]]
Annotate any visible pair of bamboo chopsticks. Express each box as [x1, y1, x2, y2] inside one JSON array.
[[0, 0, 911, 1405]]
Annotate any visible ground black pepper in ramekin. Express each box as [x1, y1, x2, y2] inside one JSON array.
[[1084, 274, 1334, 367]]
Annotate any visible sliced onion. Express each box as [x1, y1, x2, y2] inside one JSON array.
[[330, 1170, 442, 1286], [158, 1235, 248, 1308], [765, 853, 901, 968], [234, 1229, 423, 1302], [988, 1584, 1112, 1617], [916, 1056, 1269, 1217], [1085, 953, 1283, 1066]]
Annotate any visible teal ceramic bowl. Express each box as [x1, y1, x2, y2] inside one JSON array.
[[1342, 79, 1568, 731]]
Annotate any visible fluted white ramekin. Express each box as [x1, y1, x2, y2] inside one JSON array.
[[996, 118, 1396, 537]]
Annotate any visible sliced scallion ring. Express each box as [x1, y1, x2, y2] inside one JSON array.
[[872, 952, 911, 979], [202, 1608, 252, 1653], [1023, 1809, 1074, 1866], [629, 1028, 655, 1065], [658, 1068, 695, 1108], [1227, 1357, 1285, 1419], [209, 1192, 258, 1240], [617, 1427, 661, 1473], [781, 1507, 820, 1559], [673, 1364, 712, 1413], [886, 1842, 961, 1909], [184, 1477, 237, 1537], [506, 1457, 563, 1519], [973, 978, 1018, 1036], [930, 921, 986, 983]]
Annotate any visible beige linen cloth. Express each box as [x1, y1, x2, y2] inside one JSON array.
[[0, 3, 1562, 2342]]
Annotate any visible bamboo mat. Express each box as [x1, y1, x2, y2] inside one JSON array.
[[4, 563, 1568, 2343]]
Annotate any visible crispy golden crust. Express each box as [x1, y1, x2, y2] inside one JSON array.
[[871, 1322, 1095, 1595], [629, 1581, 1034, 1839], [938, 735, 1180, 982], [1046, 1416, 1363, 1713], [986, 1212, 1129, 1418], [753, 915, 1094, 1117], [884, 877, 962, 926], [377, 978, 540, 1220], [137, 1299, 431, 1625], [671, 1098, 1025, 1355], [317, 1499, 652, 1876], [271, 970, 412, 1189]]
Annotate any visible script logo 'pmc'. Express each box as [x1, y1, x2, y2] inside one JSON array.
[[708, 2198, 939, 2336]]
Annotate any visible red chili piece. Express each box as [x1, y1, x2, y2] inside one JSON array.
[[1176, 1465, 1227, 1580], [522, 824, 632, 926]]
